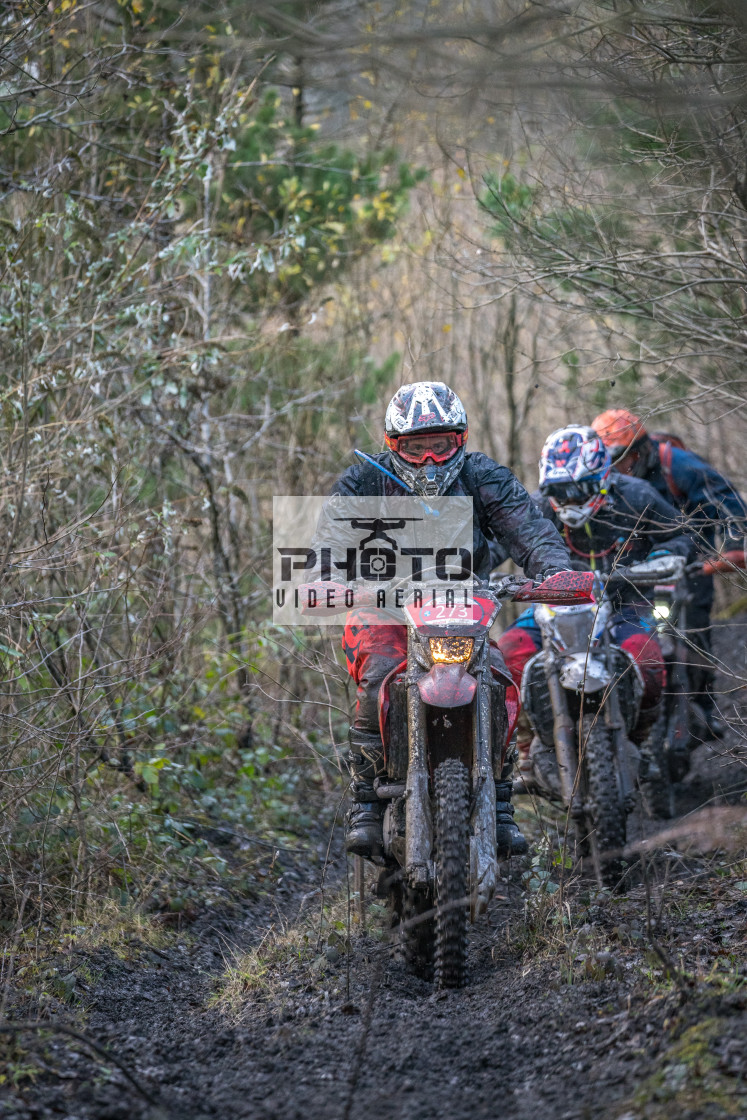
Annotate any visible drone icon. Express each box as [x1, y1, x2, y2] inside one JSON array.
[[334, 516, 422, 550]]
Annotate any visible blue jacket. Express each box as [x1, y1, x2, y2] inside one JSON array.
[[643, 444, 747, 551]]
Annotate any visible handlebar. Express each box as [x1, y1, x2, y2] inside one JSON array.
[[570, 549, 746, 590], [298, 569, 596, 614], [609, 550, 746, 583], [297, 547, 744, 617]]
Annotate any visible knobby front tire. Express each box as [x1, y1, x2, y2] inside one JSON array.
[[433, 758, 470, 989], [580, 714, 627, 890]]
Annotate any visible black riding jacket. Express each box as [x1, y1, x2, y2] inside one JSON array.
[[330, 451, 570, 580], [532, 474, 692, 581]]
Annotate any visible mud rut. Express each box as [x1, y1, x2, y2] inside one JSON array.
[[6, 623, 747, 1120]]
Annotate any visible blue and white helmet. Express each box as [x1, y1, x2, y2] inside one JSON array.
[[539, 425, 611, 528]]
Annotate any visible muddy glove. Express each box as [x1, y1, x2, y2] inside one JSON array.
[[539, 566, 570, 581]]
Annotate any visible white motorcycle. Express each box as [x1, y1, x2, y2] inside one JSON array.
[[517, 556, 684, 886]]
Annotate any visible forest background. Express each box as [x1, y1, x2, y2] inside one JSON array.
[[1, 0, 746, 952]]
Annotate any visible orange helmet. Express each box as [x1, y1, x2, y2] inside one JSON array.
[[591, 408, 647, 461]]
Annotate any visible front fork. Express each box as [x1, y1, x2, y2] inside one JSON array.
[[541, 628, 636, 815], [404, 669, 432, 888], [599, 626, 637, 809], [541, 632, 583, 816], [470, 666, 497, 919]]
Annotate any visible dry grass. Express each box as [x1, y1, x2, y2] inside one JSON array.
[[59, 898, 178, 957], [213, 873, 378, 1018]]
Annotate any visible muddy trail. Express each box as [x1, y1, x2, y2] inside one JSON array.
[[3, 625, 747, 1120]]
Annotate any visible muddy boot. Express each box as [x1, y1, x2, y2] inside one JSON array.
[[495, 779, 529, 858], [345, 730, 385, 861]]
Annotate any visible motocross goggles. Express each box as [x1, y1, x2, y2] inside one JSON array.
[[540, 477, 604, 505], [385, 428, 467, 465]]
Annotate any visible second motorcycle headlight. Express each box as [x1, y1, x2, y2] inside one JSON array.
[[428, 637, 474, 663]]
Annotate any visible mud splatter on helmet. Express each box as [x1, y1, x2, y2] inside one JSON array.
[[384, 382, 468, 496], [539, 425, 611, 528]]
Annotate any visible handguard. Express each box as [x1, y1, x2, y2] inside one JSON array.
[[621, 554, 686, 584], [700, 549, 746, 576], [511, 569, 595, 604]]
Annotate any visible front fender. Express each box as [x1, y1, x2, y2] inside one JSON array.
[[417, 663, 477, 708], [558, 652, 611, 693]]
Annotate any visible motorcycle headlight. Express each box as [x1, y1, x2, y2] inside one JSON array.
[[429, 637, 474, 664], [653, 602, 670, 620]]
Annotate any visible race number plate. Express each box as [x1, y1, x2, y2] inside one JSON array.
[[404, 594, 498, 629]]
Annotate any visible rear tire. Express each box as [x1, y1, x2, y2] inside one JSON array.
[[433, 758, 470, 989], [579, 715, 627, 889]]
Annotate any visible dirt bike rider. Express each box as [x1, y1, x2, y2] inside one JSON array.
[[592, 409, 747, 739], [496, 425, 693, 791], [331, 381, 574, 862]]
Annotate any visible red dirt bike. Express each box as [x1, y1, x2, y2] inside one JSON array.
[[342, 571, 594, 988]]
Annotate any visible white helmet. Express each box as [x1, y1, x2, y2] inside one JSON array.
[[384, 381, 468, 497]]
